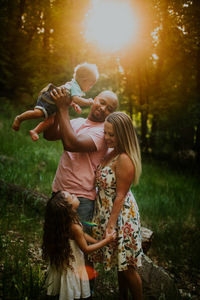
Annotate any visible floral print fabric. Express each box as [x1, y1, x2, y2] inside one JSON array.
[[90, 157, 143, 271]]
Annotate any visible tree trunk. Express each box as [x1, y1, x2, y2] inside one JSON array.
[[42, 0, 51, 52], [0, 179, 154, 253], [150, 113, 158, 150], [137, 66, 148, 151], [0, 179, 48, 214], [195, 44, 200, 163], [17, 0, 26, 29]]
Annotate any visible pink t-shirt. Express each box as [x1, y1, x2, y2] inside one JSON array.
[[52, 118, 107, 200]]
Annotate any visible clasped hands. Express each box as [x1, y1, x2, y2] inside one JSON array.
[[105, 226, 117, 244]]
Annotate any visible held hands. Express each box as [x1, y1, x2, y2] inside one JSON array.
[[105, 229, 116, 242], [50, 87, 72, 109]]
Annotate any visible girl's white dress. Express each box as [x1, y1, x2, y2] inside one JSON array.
[[46, 239, 90, 300]]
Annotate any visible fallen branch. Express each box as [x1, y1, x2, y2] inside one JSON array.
[[0, 179, 153, 253]]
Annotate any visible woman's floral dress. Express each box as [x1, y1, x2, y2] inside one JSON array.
[[90, 156, 143, 271]]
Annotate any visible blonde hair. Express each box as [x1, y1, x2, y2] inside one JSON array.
[[74, 62, 99, 82], [106, 112, 142, 185]]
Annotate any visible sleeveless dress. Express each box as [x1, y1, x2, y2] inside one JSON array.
[[90, 156, 143, 271], [46, 239, 90, 300]]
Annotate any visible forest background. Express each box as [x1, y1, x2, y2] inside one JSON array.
[[0, 0, 200, 299], [0, 0, 200, 159]]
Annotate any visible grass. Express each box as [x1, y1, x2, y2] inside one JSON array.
[[0, 100, 63, 195], [0, 193, 46, 300], [0, 99, 200, 298], [134, 159, 200, 264]]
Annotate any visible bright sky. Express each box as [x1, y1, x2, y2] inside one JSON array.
[[85, 0, 140, 52]]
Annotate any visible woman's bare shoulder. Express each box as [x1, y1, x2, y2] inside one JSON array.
[[118, 153, 132, 163], [117, 153, 134, 172]]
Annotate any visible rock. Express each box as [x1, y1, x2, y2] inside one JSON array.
[[138, 255, 181, 300], [172, 150, 197, 166], [141, 226, 154, 254]]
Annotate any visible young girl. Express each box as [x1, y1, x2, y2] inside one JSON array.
[[42, 191, 116, 300]]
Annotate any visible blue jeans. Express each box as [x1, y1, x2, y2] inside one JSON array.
[[77, 197, 95, 234], [77, 197, 95, 291]]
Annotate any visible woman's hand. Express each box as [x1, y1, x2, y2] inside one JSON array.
[[106, 222, 115, 234], [105, 229, 116, 242], [50, 87, 72, 109]]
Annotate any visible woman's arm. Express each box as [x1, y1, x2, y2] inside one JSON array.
[[71, 224, 115, 254], [106, 154, 134, 234]]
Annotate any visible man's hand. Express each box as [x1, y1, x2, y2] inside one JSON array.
[[50, 87, 72, 109]]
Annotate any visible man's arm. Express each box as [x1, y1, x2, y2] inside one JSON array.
[[43, 114, 61, 141], [50, 88, 97, 152]]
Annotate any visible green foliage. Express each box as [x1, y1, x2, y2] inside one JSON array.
[[93, 264, 118, 299], [134, 156, 200, 274], [0, 100, 62, 195], [0, 192, 47, 300], [1, 0, 200, 157]]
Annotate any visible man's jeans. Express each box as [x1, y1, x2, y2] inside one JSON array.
[[77, 197, 95, 293], [77, 197, 95, 234]]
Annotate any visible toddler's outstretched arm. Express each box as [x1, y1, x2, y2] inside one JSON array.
[[70, 97, 93, 114], [72, 95, 94, 107]]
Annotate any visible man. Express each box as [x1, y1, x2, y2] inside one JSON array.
[[44, 88, 118, 223]]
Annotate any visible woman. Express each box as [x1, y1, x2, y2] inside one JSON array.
[[90, 112, 143, 300]]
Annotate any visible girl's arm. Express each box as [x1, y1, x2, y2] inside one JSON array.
[[106, 153, 134, 234], [71, 224, 115, 254], [84, 232, 98, 244]]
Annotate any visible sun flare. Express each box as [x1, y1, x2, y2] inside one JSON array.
[[85, 0, 140, 52]]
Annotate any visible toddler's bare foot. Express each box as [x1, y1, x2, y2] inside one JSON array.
[[12, 116, 21, 131], [30, 130, 39, 141]]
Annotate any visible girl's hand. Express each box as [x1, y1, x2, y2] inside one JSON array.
[[106, 230, 116, 242], [105, 224, 115, 235], [103, 225, 114, 238]]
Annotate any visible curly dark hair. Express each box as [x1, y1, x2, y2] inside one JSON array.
[[42, 191, 80, 270]]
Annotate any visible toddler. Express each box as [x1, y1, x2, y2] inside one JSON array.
[[12, 62, 99, 141]]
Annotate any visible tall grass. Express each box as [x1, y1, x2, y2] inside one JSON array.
[[0, 100, 63, 195], [0, 193, 47, 300], [1, 100, 200, 298], [134, 158, 200, 275]]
